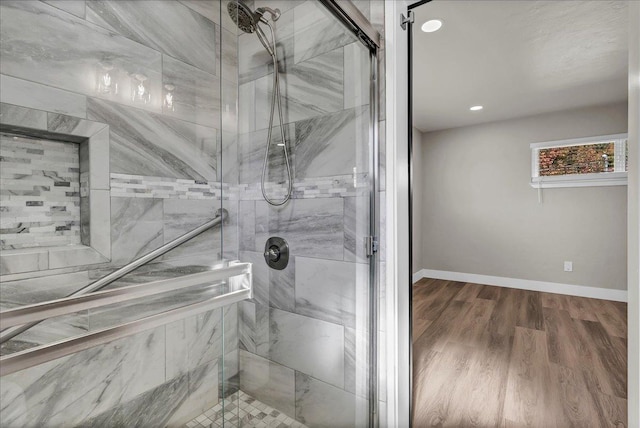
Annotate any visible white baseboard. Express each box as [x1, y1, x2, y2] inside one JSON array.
[[412, 269, 627, 302]]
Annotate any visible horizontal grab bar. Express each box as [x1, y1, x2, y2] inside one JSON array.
[[0, 262, 251, 329], [0, 208, 228, 344], [0, 287, 251, 376]]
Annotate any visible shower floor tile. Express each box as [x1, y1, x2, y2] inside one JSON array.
[[185, 390, 308, 428]]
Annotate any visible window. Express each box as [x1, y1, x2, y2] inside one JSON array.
[[530, 133, 628, 188]]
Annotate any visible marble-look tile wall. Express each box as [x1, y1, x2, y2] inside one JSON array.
[[0, 0, 239, 426], [234, 1, 387, 426], [0, 133, 81, 250]]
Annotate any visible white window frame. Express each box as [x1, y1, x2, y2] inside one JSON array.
[[530, 133, 628, 188]]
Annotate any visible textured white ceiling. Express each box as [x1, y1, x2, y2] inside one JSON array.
[[412, 0, 629, 132]]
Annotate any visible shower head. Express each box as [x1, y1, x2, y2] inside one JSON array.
[[227, 1, 278, 57], [227, 1, 258, 34]]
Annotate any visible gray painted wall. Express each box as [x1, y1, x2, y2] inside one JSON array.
[[418, 102, 628, 290]]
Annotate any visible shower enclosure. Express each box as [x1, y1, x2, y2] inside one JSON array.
[[0, 1, 384, 427]]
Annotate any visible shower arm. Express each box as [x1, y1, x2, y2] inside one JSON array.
[[0, 208, 229, 345], [256, 6, 281, 22]]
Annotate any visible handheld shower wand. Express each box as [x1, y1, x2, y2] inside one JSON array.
[[227, 1, 292, 206]]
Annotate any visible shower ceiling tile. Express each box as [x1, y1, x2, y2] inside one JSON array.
[[86, 0, 217, 75], [0, 1, 162, 114]]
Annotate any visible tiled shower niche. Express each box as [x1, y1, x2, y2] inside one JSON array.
[[0, 104, 112, 275], [0, 132, 81, 250]]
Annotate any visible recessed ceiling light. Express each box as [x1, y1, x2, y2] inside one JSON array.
[[470, 105, 483, 111], [421, 19, 443, 33]]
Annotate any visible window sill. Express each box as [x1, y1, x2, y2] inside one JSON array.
[[530, 172, 628, 188]]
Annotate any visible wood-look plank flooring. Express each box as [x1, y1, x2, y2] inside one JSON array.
[[412, 279, 628, 428]]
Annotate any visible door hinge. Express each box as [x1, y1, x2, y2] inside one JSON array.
[[400, 10, 414, 30], [365, 236, 379, 257]]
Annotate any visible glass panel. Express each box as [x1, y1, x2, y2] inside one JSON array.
[[1, 0, 376, 426], [233, 0, 374, 426], [0, 0, 229, 425]]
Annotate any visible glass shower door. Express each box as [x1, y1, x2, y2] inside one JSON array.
[[0, 0, 235, 426], [231, 0, 377, 426]]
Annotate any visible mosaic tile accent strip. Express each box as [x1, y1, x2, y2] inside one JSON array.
[[185, 390, 307, 428], [110, 173, 370, 200], [110, 173, 225, 200], [0, 133, 80, 250]]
